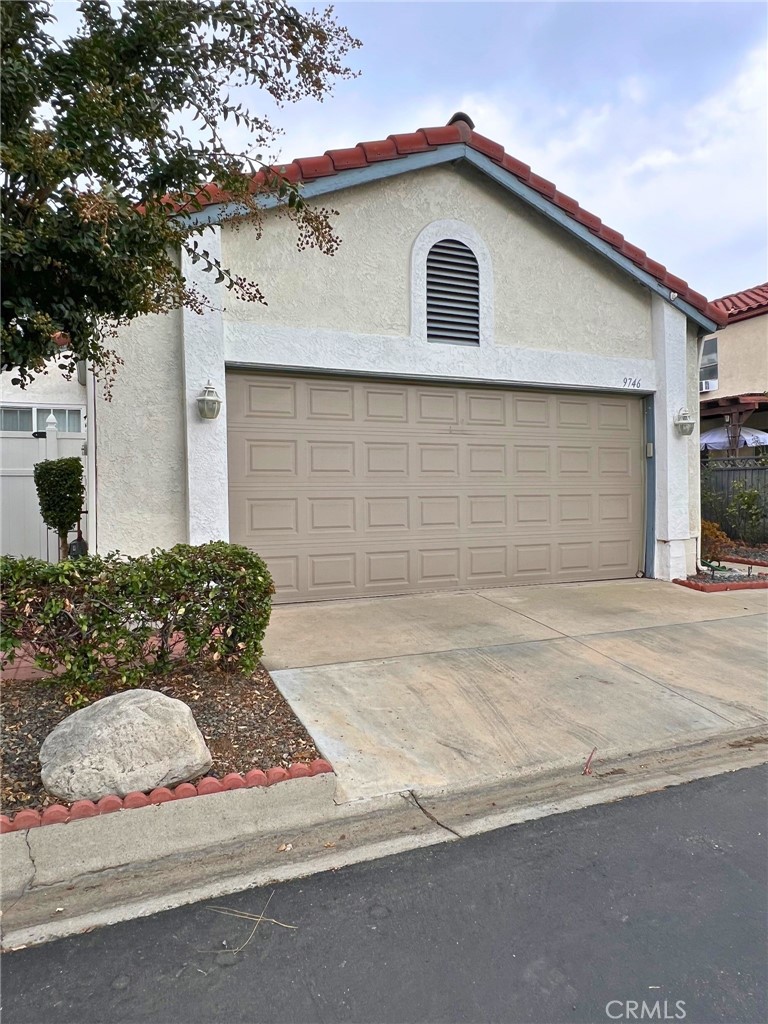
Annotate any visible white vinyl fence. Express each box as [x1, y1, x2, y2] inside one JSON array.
[[0, 412, 87, 561]]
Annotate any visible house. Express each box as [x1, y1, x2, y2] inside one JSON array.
[[699, 283, 768, 453], [0, 366, 89, 559], [77, 114, 732, 596]]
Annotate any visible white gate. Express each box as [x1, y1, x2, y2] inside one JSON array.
[[0, 413, 87, 561]]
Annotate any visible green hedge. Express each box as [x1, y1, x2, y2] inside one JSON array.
[[0, 541, 274, 697]]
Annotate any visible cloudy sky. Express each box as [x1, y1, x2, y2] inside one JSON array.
[[51, 1, 767, 301]]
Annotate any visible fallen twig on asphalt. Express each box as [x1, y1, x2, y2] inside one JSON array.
[[205, 905, 297, 929], [197, 890, 278, 953]]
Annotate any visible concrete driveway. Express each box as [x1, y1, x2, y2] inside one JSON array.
[[263, 580, 768, 801]]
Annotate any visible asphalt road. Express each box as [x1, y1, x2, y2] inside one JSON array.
[[3, 766, 766, 1024]]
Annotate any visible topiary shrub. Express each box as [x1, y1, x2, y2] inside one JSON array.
[[700, 519, 730, 562], [0, 541, 274, 701], [33, 457, 85, 561]]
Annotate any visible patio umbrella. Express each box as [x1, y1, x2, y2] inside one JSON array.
[[700, 425, 768, 450]]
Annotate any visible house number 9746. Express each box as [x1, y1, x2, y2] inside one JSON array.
[[622, 377, 642, 388]]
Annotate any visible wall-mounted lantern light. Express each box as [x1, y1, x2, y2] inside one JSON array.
[[674, 408, 696, 436], [196, 380, 222, 420]]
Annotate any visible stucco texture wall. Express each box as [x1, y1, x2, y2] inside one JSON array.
[[700, 315, 768, 401], [0, 363, 86, 408], [95, 307, 187, 554], [222, 164, 652, 358]]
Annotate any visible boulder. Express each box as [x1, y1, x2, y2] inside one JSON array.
[[40, 689, 213, 802]]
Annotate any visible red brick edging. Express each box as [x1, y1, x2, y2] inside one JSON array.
[[673, 578, 768, 593], [721, 555, 768, 568], [0, 758, 333, 834]]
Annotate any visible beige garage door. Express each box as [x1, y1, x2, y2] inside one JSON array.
[[227, 373, 645, 603]]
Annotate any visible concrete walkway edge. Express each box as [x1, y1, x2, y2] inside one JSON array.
[[2, 727, 767, 951]]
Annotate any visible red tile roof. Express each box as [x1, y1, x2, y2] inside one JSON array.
[[192, 113, 727, 327], [711, 283, 768, 324]]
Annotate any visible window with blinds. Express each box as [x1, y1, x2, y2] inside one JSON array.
[[426, 238, 480, 344]]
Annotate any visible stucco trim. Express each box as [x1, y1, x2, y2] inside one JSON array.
[[651, 296, 697, 579], [181, 226, 230, 546], [410, 219, 494, 347], [224, 322, 655, 393]]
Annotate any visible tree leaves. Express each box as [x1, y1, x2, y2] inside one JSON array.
[[1, 0, 361, 387]]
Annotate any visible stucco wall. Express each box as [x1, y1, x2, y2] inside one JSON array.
[[0, 364, 85, 408], [222, 165, 652, 358], [699, 314, 768, 401], [95, 307, 187, 554]]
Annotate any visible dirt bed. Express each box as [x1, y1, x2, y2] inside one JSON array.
[[0, 664, 319, 814]]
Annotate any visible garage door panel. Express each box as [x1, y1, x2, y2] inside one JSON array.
[[242, 380, 297, 418], [512, 395, 551, 426], [513, 543, 550, 577], [557, 446, 593, 476], [418, 495, 461, 529], [513, 445, 551, 476], [363, 387, 409, 421], [468, 545, 509, 580], [364, 442, 410, 475], [416, 390, 460, 423], [227, 374, 644, 602], [466, 392, 506, 425], [597, 399, 635, 431], [467, 444, 506, 475], [306, 381, 355, 420], [597, 446, 634, 476], [557, 397, 592, 429], [420, 548, 462, 583]]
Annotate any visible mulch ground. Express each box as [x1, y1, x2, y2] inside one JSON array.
[[720, 542, 768, 564], [688, 570, 768, 584], [0, 663, 319, 815]]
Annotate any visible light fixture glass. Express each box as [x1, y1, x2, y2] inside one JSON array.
[[196, 380, 222, 420], [674, 408, 695, 436]]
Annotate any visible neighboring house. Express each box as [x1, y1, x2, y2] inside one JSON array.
[[699, 283, 768, 453], [55, 114, 733, 595], [0, 365, 88, 560]]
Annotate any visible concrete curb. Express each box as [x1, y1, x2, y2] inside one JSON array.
[[2, 728, 767, 951]]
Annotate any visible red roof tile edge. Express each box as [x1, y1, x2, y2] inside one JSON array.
[[188, 119, 726, 326], [711, 283, 768, 324], [0, 758, 333, 833]]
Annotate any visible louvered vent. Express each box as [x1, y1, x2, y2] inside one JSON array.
[[426, 239, 480, 344]]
